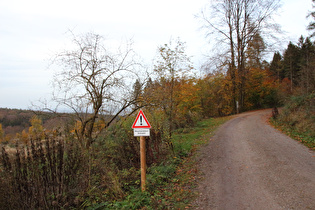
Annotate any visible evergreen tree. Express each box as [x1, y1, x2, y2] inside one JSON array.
[[298, 36, 315, 93], [132, 79, 143, 109], [246, 33, 266, 69], [270, 51, 284, 82], [307, 0, 315, 37], [282, 42, 301, 92]]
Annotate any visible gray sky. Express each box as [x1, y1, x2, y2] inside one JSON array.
[[0, 0, 313, 110]]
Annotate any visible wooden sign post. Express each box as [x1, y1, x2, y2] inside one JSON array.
[[132, 109, 151, 192], [140, 136, 146, 191]]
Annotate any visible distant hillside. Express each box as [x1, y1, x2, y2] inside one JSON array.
[[0, 108, 32, 135], [0, 108, 121, 140], [0, 108, 71, 137]]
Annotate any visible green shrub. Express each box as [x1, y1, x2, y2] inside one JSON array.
[[279, 93, 315, 136], [274, 93, 315, 149]]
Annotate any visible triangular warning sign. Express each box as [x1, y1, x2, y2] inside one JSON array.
[[132, 109, 151, 129]]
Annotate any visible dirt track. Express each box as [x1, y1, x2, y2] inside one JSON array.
[[194, 109, 315, 209]]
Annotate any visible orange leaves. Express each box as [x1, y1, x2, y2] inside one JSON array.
[[143, 76, 202, 131], [245, 68, 280, 109], [20, 130, 29, 144], [70, 119, 105, 139], [177, 78, 202, 114], [197, 73, 234, 117], [280, 77, 292, 95], [70, 120, 82, 135]]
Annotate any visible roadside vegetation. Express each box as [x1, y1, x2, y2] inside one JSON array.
[[0, 112, 229, 209], [271, 93, 315, 150]]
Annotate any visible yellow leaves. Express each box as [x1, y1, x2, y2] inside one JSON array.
[[144, 76, 202, 127], [70, 119, 106, 138], [18, 115, 45, 142], [245, 68, 280, 109], [28, 116, 44, 136], [70, 120, 82, 135], [7, 115, 46, 145], [177, 78, 202, 114], [197, 72, 234, 116], [20, 130, 29, 144]]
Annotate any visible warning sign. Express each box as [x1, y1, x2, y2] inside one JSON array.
[[132, 110, 151, 129]]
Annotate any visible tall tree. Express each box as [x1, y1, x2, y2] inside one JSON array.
[[51, 32, 141, 149], [307, 0, 315, 37], [282, 42, 301, 92], [298, 36, 315, 93], [198, 0, 281, 112], [246, 32, 266, 69], [270, 51, 284, 82]]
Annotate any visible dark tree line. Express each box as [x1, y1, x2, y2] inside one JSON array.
[[270, 36, 315, 94]]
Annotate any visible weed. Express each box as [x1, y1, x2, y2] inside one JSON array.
[[0, 131, 84, 209]]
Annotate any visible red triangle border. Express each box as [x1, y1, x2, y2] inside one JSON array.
[[132, 109, 151, 129]]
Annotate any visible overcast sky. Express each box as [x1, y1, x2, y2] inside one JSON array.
[[0, 0, 313, 110]]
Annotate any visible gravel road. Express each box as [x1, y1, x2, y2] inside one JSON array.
[[194, 109, 315, 210]]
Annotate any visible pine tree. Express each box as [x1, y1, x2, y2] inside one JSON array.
[[282, 42, 301, 92], [246, 33, 266, 69], [270, 51, 284, 82], [298, 36, 315, 93], [307, 0, 315, 37]]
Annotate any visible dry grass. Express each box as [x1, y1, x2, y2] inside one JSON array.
[[0, 132, 84, 209]]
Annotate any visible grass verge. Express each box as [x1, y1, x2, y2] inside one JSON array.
[[269, 93, 315, 151], [88, 116, 230, 209], [270, 118, 315, 150]]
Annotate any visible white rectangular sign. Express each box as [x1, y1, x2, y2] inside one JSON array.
[[134, 128, 150, 137]]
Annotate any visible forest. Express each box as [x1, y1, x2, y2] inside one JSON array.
[[0, 0, 314, 209]]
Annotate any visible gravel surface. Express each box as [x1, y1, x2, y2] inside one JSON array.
[[193, 109, 315, 210]]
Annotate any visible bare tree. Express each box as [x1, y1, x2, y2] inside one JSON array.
[[198, 0, 281, 113], [51, 32, 142, 149]]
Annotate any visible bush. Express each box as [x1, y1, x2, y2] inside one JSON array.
[[274, 93, 315, 149], [278, 93, 315, 137]]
